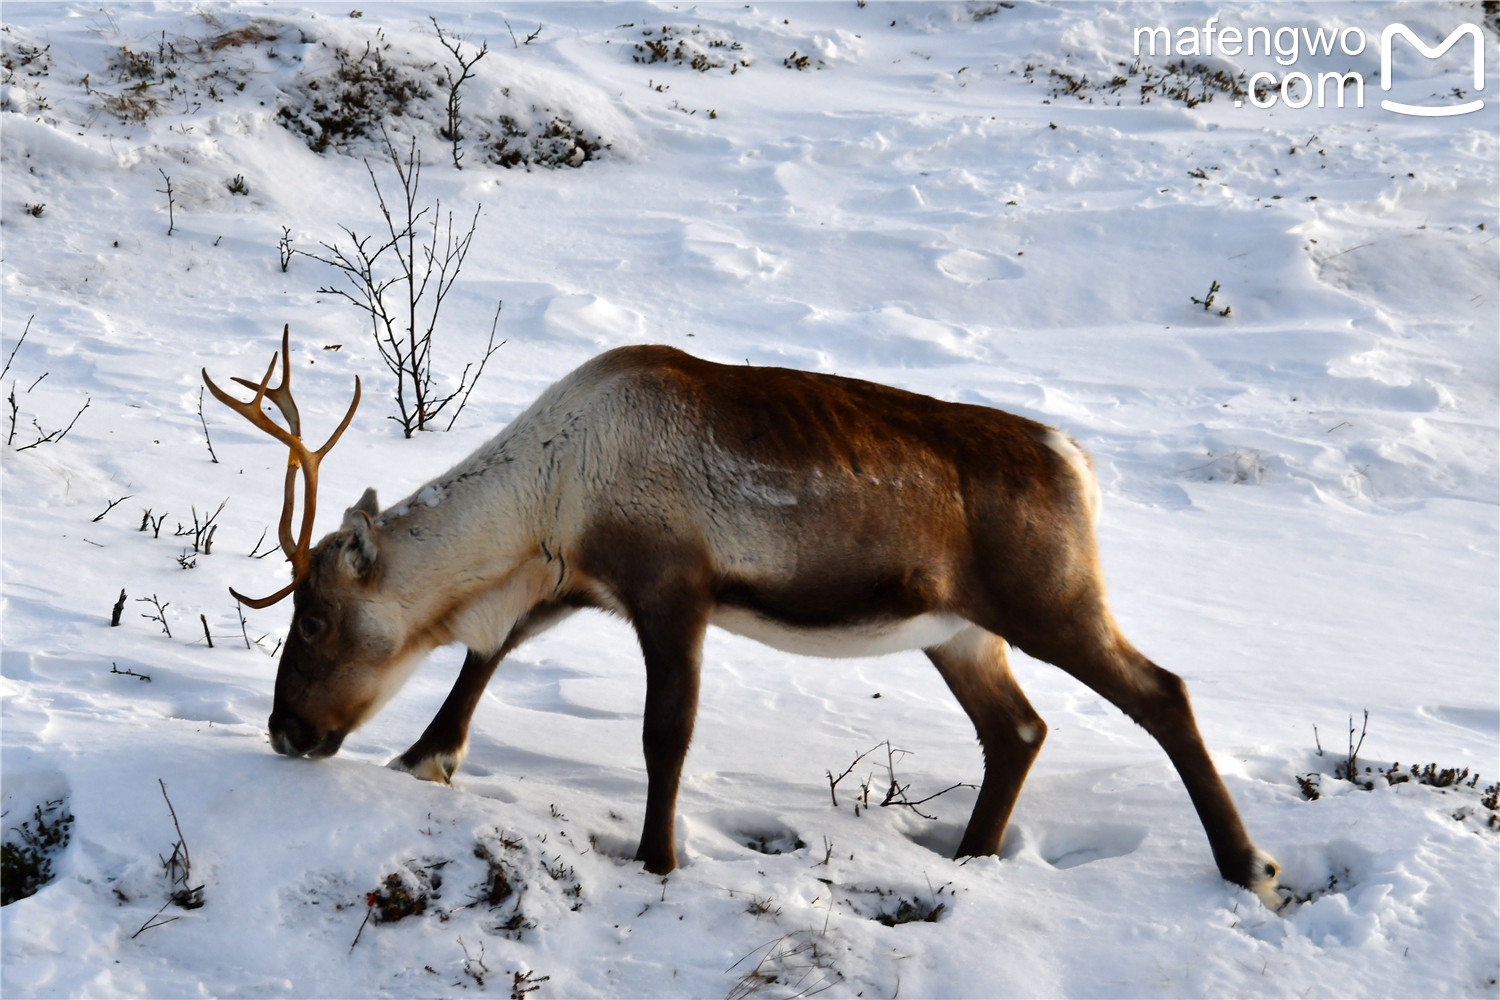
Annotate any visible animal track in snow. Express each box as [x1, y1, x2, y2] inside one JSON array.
[[1032, 823, 1147, 870], [935, 248, 1022, 285]]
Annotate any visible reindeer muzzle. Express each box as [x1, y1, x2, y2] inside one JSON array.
[[268, 710, 346, 759]]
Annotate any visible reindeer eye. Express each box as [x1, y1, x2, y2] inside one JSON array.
[[297, 616, 326, 642]]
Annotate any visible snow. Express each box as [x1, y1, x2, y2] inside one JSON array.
[[2, 2, 1496, 997]]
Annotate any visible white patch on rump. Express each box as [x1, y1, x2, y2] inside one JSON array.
[[710, 608, 968, 658], [1041, 428, 1101, 526]]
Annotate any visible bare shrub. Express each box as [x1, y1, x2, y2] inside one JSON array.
[[300, 131, 502, 436]]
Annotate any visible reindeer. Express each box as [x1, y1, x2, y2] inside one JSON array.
[[204, 328, 1281, 907]]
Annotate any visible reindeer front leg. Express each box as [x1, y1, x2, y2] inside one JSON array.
[[628, 586, 710, 875], [390, 647, 504, 783]]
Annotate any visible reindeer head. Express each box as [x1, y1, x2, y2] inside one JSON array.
[[261, 487, 427, 758], [203, 327, 411, 759]]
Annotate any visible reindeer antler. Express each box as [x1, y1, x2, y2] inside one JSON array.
[[202, 325, 361, 608]]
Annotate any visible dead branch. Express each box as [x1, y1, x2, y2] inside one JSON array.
[[132, 779, 202, 937], [877, 743, 976, 820], [173, 500, 226, 554], [350, 905, 373, 952], [111, 588, 127, 626], [110, 662, 151, 682], [93, 495, 134, 522], [157, 168, 176, 236], [196, 386, 219, 463], [826, 741, 885, 808], [14, 396, 90, 451], [432, 18, 489, 170], [136, 594, 172, 637], [1, 314, 32, 381]]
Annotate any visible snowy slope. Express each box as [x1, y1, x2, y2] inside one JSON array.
[[2, 2, 1497, 997]]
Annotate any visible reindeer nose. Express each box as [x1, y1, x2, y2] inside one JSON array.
[[268, 710, 321, 757]]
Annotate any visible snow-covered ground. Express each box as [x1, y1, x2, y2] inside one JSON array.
[[2, 2, 1496, 996]]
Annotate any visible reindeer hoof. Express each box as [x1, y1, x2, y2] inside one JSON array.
[[388, 750, 461, 784], [1247, 848, 1282, 911], [635, 847, 677, 876]]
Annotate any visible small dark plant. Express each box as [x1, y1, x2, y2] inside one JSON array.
[[1034, 57, 1273, 108], [368, 862, 441, 922], [875, 895, 944, 926], [631, 24, 747, 73], [745, 833, 806, 855], [1190, 279, 1231, 316], [278, 42, 429, 153], [745, 893, 780, 918], [1301, 713, 1496, 827], [1, 798, 74, 905], [510, 968, 549, 998], [226, 173, 249, 195], [473, 841, 515, 907]]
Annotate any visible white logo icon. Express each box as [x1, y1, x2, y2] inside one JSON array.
[[1380, 23, 1485, 116]]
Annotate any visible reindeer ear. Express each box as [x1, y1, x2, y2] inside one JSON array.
[[340, 494, 379, 579], [344, 487, 379, 524]]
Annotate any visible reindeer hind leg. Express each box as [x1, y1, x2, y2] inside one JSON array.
[[926, 625, 1047, 860], [1001, 593, 1280, 907]]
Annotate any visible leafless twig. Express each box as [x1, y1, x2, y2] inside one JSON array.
[[93, 495, 134, 522], [1, 315, 32, 381], [173, 500, 225, 554], [826, 741, 885, 808], [132, 780, 202, 937], [350, 906, 373, 952], [14, 396, 90, 451], [157, 168, 176, 236], [877, 743, 976, 820], [196, 386, 218, 463], [432, 18, 489, 169], [458, 937, 489, 987], [137, 594, 172, 637]]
